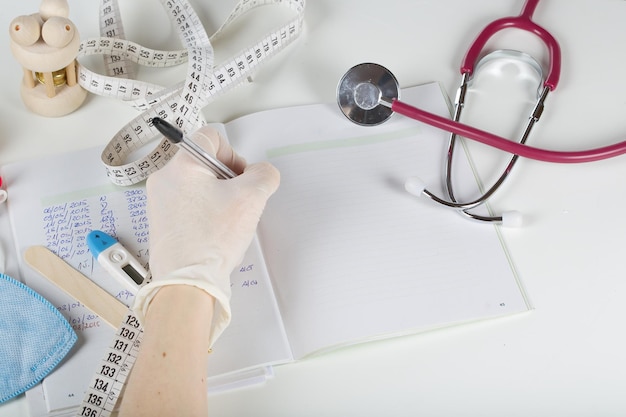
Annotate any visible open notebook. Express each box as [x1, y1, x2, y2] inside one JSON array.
[[1, 82, 530, 416]]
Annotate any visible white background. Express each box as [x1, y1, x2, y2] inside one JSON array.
[[2, 0, 626, 416]]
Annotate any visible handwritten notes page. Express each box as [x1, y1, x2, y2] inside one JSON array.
[[1, 147, 290, 416], [226, 82, 530, 358]]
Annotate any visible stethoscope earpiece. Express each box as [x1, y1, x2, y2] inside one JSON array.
[[501, 211, 523, 228], [404, 177, 426, 198]]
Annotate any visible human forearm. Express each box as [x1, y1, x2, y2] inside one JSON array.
[[118, 285, 215, 417]]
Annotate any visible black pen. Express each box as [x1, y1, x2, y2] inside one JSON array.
[[152, 117, 237, 179]]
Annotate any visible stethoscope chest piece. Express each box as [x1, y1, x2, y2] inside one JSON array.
[[337, 62, 399, 126]]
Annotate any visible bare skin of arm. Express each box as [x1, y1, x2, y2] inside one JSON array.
[[118, 285, 215, 417]]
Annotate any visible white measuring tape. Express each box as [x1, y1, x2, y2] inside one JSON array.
[[72, 0, 305, 415], [77, 312, 145, 417], [77, 0, 305, 186], [95, 0, 135, 81]]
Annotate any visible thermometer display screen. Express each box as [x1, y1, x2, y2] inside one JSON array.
[[122, 264, 144, 285]]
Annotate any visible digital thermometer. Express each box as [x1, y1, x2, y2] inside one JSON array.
[[87, 230, 151, 297]]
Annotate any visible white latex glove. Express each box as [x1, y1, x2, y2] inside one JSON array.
[[133, 125, 280, 348]]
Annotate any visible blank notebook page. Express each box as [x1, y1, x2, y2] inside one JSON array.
[[227, 83, 529, 358]]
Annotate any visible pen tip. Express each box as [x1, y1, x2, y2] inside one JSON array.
[[152, 116, 183, 143]]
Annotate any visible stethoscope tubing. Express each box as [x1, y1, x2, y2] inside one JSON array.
[[391, 99, 626, 163], [462, 0, 561, 91]]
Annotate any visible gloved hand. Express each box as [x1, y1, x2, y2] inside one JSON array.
[[133, 125, 280, 348]]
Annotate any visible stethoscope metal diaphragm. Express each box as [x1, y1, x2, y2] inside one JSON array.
[[337, 62, 399, 126]]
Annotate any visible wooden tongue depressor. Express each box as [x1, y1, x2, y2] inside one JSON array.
[[24, 245, 128, 329]]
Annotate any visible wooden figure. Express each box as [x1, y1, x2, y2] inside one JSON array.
[[9, 0, 87, 117]]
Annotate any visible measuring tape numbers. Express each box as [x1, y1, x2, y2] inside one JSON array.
[[78, 312, 144, 417], [76, 0, 306, 186], [99, 0, 136, 80], [70, 1, 305, 415]]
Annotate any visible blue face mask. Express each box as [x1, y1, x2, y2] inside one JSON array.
[[0, 273, 77, 403]]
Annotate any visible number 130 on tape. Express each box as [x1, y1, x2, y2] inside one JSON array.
[[79, 313, 143, 417]]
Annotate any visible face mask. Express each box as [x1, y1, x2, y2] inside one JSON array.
[[0, 272, 77, 403]]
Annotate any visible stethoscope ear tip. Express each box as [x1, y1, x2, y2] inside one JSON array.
[[404, 177, 426, 197], [501, 210, 523, 228], [404, 175, 524, 227]]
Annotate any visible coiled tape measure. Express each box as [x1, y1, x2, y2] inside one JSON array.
[[78, 0, 305, 186], [66, 0, 305, 415]]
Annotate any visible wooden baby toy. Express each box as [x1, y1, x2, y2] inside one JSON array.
[[9, 0, 87, 117]]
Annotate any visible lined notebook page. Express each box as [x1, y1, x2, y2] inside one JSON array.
[[227, 83, 530, 358]]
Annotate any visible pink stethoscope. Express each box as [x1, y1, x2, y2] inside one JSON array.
[[337, 0, 624, 226]]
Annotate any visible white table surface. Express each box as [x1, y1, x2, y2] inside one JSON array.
[[2, 1, 626, 416]]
